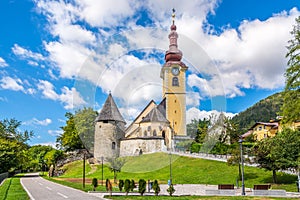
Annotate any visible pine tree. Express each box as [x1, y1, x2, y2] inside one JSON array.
[[282, 16, 300, 123]]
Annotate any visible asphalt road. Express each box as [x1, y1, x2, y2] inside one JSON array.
[[20, 173, 104, 200]]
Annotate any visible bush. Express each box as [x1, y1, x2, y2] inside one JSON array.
[[167, 184, 175, 196], [130, 179, 135, 191], [190, 142, 202, 153], [152, 180, 160, 196], [118, 179, 124, 191], [91, 178, 98, 191], [124, 179, 131, 195], [138, 179, 146, 196]]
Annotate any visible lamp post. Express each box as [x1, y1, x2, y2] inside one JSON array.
[[83, 153, 86, 188], [101, 156, 104, 186], [239, 137, 245, 195], [169, 151, 172, 186]]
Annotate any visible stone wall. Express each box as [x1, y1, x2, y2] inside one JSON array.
[[120, 138, 168, 157]]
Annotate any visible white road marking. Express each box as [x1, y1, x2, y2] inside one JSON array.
[[39, 183, 43, 186], [57, 192, 68, 198], [46, 186, 52, 190], [20, 178, 35, 200]]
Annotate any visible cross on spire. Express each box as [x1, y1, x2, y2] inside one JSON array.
[[172, 8, 176, 24]]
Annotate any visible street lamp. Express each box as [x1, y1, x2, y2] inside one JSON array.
[[239, 137, 246, 196], [169, 151, 172, 186], [101, 156, 104, 186]]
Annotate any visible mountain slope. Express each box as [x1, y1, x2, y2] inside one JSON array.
[[232, 92, 284, 130]]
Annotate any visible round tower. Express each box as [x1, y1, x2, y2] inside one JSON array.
[[94, 93, 126, 161]]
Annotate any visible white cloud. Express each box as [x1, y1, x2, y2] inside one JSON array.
[[33, 142, 58, 149], [0, 76, 24, 91], [24, 118, 52, 126], [186, 107, 236, 124], [12, 44, 45, 61], [33, 0, 300, 109], [0, 57, 8, 67], [37, 80, 86, 109], [48, 129, 63, 136]]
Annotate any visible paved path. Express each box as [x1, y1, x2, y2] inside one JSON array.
[[21, 173, 104, 200]]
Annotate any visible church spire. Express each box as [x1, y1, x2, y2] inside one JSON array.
[[165, 8, 183, 62]]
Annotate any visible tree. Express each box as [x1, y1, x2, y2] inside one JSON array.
[[254, 129, 300, 183], [118, 179, 124, 191], [0, 118, 33, 143], [57, 108, 98, 152], [124, 179, 130, 195], [272, 129, 300, 175], [282, 16, 300, 123], [167, 184, 175, 196], [0, 118, 33, 173], [138, 179, 146, 196], [107, 157, 125, 183], [253, 137, 279, 183], [27, 145, 54, 171], [73, 107, 98, 153], [57, 112, 83, 151], [152, 180, 160, 196], [194, 118, 210, 143], [91, 178, 98, 191]]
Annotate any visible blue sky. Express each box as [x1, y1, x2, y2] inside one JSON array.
[[0, 0, 299, 147]]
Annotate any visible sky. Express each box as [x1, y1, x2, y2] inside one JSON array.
[[0, 0, 299, 147]]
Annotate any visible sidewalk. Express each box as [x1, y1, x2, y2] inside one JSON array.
[[88, 184, 300, 198]]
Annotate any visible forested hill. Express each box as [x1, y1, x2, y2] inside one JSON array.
[[232, 92, 284, 131]]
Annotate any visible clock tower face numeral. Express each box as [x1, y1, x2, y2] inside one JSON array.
[[171, 67, 180, 76]]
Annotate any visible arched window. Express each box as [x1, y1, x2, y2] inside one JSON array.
[[144, 130, 147, 137], [153, 129, 157, 136], [112, 142, 116, 150], [172, 77, 179, 86]]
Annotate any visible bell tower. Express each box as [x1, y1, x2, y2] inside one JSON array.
[[160, 9, 188, 136]]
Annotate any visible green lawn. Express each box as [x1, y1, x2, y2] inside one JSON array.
[[56, 153, 298, 192], [0, 174, 29, 200]]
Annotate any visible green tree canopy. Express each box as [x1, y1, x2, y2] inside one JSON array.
[[0, 118, 33, 173], [282, 16, 300, 123], [57, 107, 97, 152]]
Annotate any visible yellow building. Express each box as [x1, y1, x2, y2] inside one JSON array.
[[248, 122, 278, 141]]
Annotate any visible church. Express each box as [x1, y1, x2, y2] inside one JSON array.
[[94, 12, 189, 161]]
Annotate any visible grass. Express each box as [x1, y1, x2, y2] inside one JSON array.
[[55, 153, 298, 192], [0, 174, 29, 200]]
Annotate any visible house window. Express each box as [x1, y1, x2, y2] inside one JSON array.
[[144, 130, 147, 137], [112, 142, 116, 150], [258, 126, 262, 131], [172, 77, 179, 86]]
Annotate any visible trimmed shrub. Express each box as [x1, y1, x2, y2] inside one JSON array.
[[167, 184, 175, 196], [124, 179, 131, 195], [152, 180, 160, 196], [118, 179, 124, 191], [138, 179, 146, 196], [91, 178, 98, 191]]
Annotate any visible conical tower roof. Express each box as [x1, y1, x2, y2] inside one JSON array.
[[95, 93, 125, 123], [141, 106, 169, 123]]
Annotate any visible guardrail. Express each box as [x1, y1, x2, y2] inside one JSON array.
[[0, 172, 9, 185]]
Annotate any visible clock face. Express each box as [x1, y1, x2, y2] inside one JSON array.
[[171, 67, 179, 76]]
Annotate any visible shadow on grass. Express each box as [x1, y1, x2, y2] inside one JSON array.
[[244, 172, 258, 180], [262, 173, 297, 184]]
